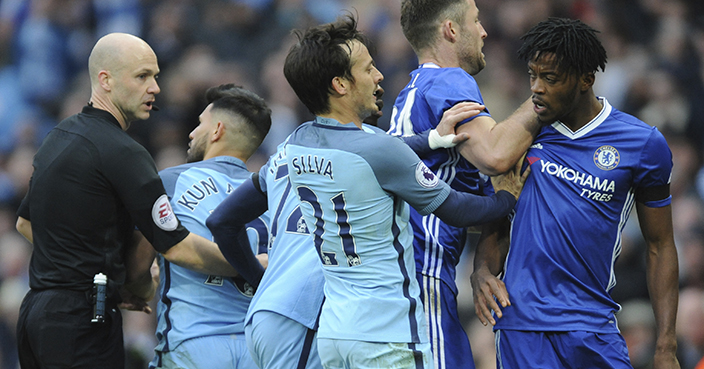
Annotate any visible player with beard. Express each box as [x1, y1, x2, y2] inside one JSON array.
[[281, 14, 526, 367], [206, 78, 482, 369], [388, 1, 542, 367], [150, 84, 271, 369]]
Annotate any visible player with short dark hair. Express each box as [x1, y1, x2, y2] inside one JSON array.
[[280, 14, 527, 368], [389, 1, 541, 367], [471, 17, 680, 368], [150, 83, 271, 369], [206, 84, 484, 369]]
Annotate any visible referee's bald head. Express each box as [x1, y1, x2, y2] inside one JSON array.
[[88, 33, 156, 88]]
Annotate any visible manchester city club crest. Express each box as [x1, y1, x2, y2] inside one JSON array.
[[593, 145, 620, 170]]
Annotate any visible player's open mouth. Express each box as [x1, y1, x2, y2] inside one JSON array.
[[145, 101, 159, 111], [532, 97, 547, 111]]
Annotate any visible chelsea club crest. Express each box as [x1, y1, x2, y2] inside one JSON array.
[[594, 145, 620, 171]]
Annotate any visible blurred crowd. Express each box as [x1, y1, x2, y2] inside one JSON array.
[[0, 0, 703, 368]]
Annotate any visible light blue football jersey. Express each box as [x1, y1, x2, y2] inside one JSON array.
[[388, 63, 493, 294], [286, 117, 452, 344], [155, 156, 269, 352], [496, 98, 673, 333], [245, 138, 325, 330]]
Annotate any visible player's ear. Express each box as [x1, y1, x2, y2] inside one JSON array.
[[331, 76, 347, 95], [580, 72, 595, 92], [98, 70, 112, 92], [212, 121, 225, 142], [442, 20, 458, 42]]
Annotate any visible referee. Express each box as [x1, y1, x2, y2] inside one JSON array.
[[14, 33, 236, 369]]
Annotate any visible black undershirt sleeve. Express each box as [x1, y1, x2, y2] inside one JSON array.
[[433, 189, 516, 227], [206, 175, 268, 288], [400, 130, 433, 156]]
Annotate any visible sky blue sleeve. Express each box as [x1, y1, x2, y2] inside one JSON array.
[[364, 133, 451, 215]]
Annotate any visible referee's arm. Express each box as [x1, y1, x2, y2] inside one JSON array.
[[16, 216, 32, 244], [124, 230, 158, 302]]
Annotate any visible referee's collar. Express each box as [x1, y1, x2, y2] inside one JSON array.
[[82, 104, 122, 129]]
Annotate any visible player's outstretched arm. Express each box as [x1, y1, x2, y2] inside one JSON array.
[[432, 155, 528, 227], [206, 175, 268, 288], [432, 102, 484, 145], [471, 217, 511, 326], [401, 102, 483, 156], [636, 202, 680, 369], [432, 189, 515, 228], [456, 98, 540, 175], [161, 232, 239, 277]]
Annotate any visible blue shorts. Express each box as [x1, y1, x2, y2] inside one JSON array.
[[419, 273, 474, 369], [496, 330, 632, 369], [317, 338, 432, 369], [245, 310, 322, 369], [150, 334, 256, 369]]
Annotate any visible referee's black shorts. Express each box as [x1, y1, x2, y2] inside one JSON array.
[[16, 289, 124, 369]]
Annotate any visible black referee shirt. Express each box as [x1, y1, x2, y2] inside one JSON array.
[[17, 105, 189, 294]]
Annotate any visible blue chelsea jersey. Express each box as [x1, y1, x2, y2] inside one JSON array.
[[388, 63, 492, 195], [496, 98, 673, 333], [388, 63, 493, 294], [155, 156, 269, 352]]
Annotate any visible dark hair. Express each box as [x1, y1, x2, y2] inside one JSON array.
[[400, 0, 467, 53], [517, 17, 607, 76], [204, 83, 272, 145], [283, 13, 371, 115]]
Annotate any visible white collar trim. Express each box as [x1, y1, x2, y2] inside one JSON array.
[[552, 97, 611, 139]]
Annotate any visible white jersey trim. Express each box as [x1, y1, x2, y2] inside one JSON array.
[[553, 97, 612, 140], [388, 88, 418, 137], [608, 187, 637, 292], [420, 62, 441, 69]]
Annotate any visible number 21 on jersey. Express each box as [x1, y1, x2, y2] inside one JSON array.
[[296, 186, 361, 267]]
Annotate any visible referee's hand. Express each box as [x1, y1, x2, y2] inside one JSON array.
[[119, 288, 153, 314]]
